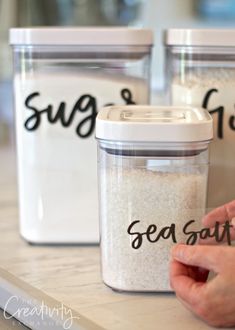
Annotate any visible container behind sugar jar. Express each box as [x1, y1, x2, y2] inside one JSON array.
[[9, 28, 153, 243], [96, 106, 213, 292], [165, 29, 235, 209]]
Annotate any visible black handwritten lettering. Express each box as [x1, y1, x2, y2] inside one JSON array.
[[127, 220, 176, 249], [183, 220, 197, 245], [121, 88, 136, 105], [24, 92, 97, 138], [127, 220, 143, 249], [127, 219, 233, 249], [182, 220, 233, 245], [24, 92, 41, 130], [202, 89, 224, 139], [219, 221, 233, 245], [229, 115, 235, 131], [146, 224, 157, 242], [75, 95, 97, 138], [24, 88, 136, 138]]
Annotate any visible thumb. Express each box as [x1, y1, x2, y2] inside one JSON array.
[[171, 244, 227, 273]]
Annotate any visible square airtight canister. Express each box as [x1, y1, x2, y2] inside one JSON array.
[[96, 105, 213, 291], [165, 29, 235, 209], [9, 27, 153, 243]]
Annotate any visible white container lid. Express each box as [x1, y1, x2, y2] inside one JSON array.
[[165, 29, 235, 47], [96, 106, 213, 143], [9, 27, 153, 46]]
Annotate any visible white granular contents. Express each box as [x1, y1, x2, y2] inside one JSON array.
[[173, 68, 235, 89], [172, 68, 235, 209], [14, 70, 148, 243], [100, 167, 207, 292]]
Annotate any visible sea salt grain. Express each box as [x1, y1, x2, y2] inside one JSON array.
[[100, 167, 207, 291]]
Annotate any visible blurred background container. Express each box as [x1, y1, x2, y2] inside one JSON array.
[[1, 0, 235, 146]]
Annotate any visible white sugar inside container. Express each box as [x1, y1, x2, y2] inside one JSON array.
[[9, 28, 152, 243], [96, 106, 213, 292]]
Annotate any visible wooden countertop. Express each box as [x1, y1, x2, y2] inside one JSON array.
[[0, 145, 224, 330]]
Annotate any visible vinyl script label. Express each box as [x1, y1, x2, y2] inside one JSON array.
[[127, 219, 233, 249]]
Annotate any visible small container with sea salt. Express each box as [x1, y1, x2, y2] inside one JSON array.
[[96, 105, 213, 292]]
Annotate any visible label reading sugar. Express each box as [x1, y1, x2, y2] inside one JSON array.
[[14, 70, 149, 242], [23, 88, 135, 138]]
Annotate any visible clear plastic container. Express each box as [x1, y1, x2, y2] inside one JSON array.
[[9, 27, 153, 244], [165, 29, 235, 209], [96, 105, 213, 292]]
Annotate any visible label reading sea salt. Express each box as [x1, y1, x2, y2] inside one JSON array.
[[127, 219, 233, 248]]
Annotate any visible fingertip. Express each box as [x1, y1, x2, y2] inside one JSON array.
[[201, 215, 207, 226], [171, 243, 185, 253], [201, 213, 213, 227], [171, 243, 187, 261], [231, 217, 235, 228], [170, 245, 177, 255]]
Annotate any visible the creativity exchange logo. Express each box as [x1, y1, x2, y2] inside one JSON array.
[[4, 295, 80, 329]]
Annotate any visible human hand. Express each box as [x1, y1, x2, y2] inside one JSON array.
[[170, 244, 235, 328], [200, 200, 235, 245]]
